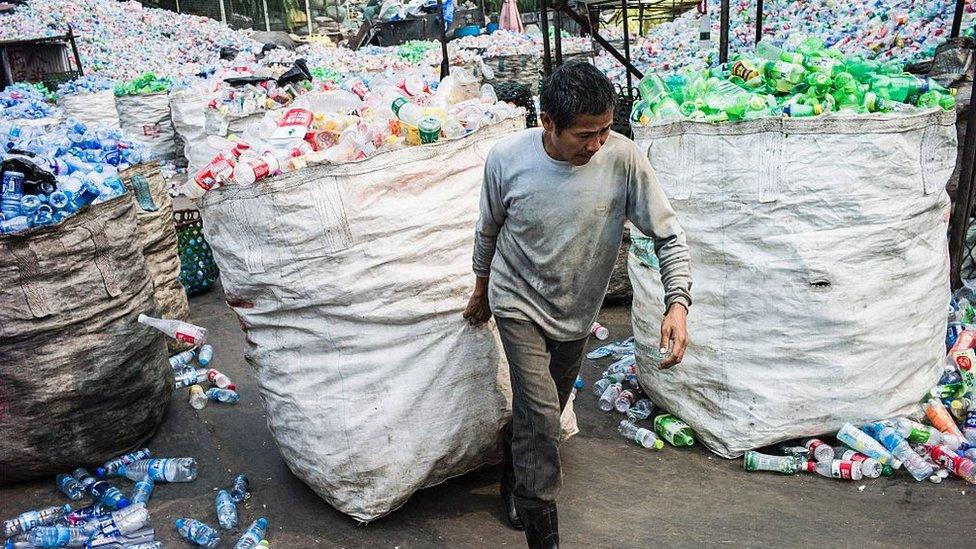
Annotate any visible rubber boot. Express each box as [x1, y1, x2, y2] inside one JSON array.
[[516, 501, 558, 549], [500, 423, 523, 530]]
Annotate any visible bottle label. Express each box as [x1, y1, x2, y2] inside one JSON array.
[[175, 330, 198, 344], [831, 461, 855, 479], [390, 97, 409, 117], [907, 426, 932, 444], [730, 61, 759, 82], [965, 411, 976, 430]]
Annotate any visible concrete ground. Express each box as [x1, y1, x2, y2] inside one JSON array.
[[2, 287, 973, 549]]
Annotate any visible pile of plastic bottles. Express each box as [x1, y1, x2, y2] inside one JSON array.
[[56, 75, 117, 97], [0, 0, 260, 81], [594, 0, 976, 83], [181, 71, 520, 198], [586, 331, 698, 451], [114, 73, 175, 97], [1, 448, 269, 548], [452, 29, 594, 57], [632, 36, 957, 125], [0, 83, 59, 120], [0, 119, 150, 235]]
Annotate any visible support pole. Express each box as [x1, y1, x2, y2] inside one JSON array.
[[719, 0, 729, 64], [67, 25, 83, 77], [559, 4, 642, 80], [437, 0, 450, 79], [952, 0, 966, 38], [950, 58, 976, 289], [755, 0, 763, 44], [175, 0, 181, 13], [554, 1, 563, 66], [623, 0, 632, 97], [305, 0, 313, 35], [262, 0, 272, 31], [540, 0, 553, 76], [218, 0, 227, 24]]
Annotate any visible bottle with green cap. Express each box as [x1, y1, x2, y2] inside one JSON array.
[[760, 59, 806, 94], [654, 414, 695, 446], [701, 79, 767, 121], [743, 451, 802, 474], [756, 41, 804, 65], [636, 73, 682, 120], [618, 420, 664, 450]]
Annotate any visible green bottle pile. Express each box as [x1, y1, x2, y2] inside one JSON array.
[[114, 72, 175, 96], [632, 36, 956, 125]]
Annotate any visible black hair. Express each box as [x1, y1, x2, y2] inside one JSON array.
[[539, 62, 617, 132]]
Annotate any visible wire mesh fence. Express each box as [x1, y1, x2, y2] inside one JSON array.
[[140, 0, 335, 34]]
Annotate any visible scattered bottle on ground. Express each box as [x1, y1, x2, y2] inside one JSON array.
[[175, 518, 220, 548], [229, 474, 250, 503], [207, 369, 236, 390], [198, 344, 214, 366], [130, 476, 154, 505], [169, 349, 196, 370], [804, 460, 863, 480], [120, 458, 198, 483], [618, 420, 664, 450], [598, 383, 623, 412], [627, 399, 655, 421], [743, 451, 801, 474], [614, 389, 637, 413], [98, 448, 152, 478], [835, 424, 893, 465], [56, 474, 85, 501], [831, 447, 883, 478], [653, 414, 695, 447], [215, 490, 238, 529], [929, 445, 976, 484], [206, 388, 241, 403], [589, 322, 609, 341], [138, 314, 207, 346], [73, 469, 130, 510], [801, 438, 834, 462], [26, 525, 92, 548], [189, 384, 208, 410], [234, 517, 268, 549], [862, 422, 933, 482], [3, 504, 72, 538]]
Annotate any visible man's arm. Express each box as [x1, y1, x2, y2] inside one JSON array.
[[464, 158, 505, 325], [625, 144, 692, 367]]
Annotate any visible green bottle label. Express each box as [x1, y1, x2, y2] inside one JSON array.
[[907, 427, 932, 444]]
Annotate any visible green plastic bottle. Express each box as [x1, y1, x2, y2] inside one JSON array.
[[702, 79, 766, 120], [760, 59, 806, 93], [844, 56, 881, 82], [636, 74, 682, 119], [756, 41, 804, 65], [654, 414, 695, 446]]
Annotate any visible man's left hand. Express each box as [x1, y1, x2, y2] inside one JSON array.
[[659, 303, 688, 369]]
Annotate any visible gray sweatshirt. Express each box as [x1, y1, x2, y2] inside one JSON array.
[[472, 128, 692, 341]]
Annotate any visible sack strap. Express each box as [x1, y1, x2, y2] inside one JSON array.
[[79, 217, 123, 298], [130, 173, 159, 212], [1, 238, 59, 318]]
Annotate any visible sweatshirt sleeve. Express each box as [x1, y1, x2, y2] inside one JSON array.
[[624, 143, 693, 310], [472, 154, 506, 278]]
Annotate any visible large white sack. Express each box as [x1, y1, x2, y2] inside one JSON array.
[[628, 110, 956, 458], [59, 91, 119, 128], [171, 86, 263, 174], [198, 117, 531, 521], [168, 88, 210, 169], [115, 93, 177, 161]]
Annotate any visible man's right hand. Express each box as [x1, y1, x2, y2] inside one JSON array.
[[463, 276, 492, 325]]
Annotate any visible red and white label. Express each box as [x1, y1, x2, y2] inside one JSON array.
[[244, 158, 272, 181], [831, 461, 856, 479], [273, 109, 314, 139], [175, 330, 197, 344]]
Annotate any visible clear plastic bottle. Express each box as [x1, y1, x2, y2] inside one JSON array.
[[803, 460, 863, 480], [3, 504, 72, 538], [137, 314, 207, 346], [233, 517, 268, 549], [743, 451, 800, 474], [801, 438, 835, 462], [175, 518, 220, 548], [90, 503, 149, 537], [207, 369, 236, 390], [863, 423, 933, 482], [614, 390, 637, 413], [831, 447, 883, 478], [627, 399, 655, 421], [189, 385, 208, 410], [73, 469, 130, 510], [57, 474, 85, 500], [169, 349, 196, 371], [924, 399, 966, 440], [598, 383, 623, 412], [653, 414, 695, 446], [26, 525, 92, 548], [964, 409, 976, 445], [98, 448, 151, 478], [928, 445, 976, 484], [589, 322, 609, 340], [175, 369, 205, 390], [120, 458, 198, 483], [130, 476, 154, 505], [198, 345, 214, 366], [618, 420, 664, 450], [835, 423, 893, 465], [894, 417, 962, 449], [215, 490, 238, 529], [64, 504, 110, 526], [206, 388, 241, 404], [230, 474, 250, 503]]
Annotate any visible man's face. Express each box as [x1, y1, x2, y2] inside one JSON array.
[[541, 109, 614, 166]]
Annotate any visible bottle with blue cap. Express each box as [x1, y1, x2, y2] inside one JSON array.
[[234, 518, 268, 549], [98, 448, 152, 478], [2, 504, 72, 538], [56, 474, 85, 501], [72, 468, 131, 510], [215, 490, 238, 529], [175, 518, 220, 548]]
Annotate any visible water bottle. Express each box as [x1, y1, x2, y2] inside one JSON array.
[[26, 525, 92, 548], [863, 423, 933, 482], [598, 383, 623, 412], [653, 414, 695, 447], [206, 387, 241, 403], [175, 518, 220, 548], [743, 451, 801, 474], [618, 420, 664, 450], [1, 170, 26, 219], [627, 399, 655, 421], [965, 409, 976, 445], [614, 390, 637, 413], [57, 474, 85, 500], [169, 349, 196, 370], [89, 503, 149, 538], [215, 490, 238, 529], [234, 517, 268, 549], [87, 526, 156, 548], [831, 447, 883, 478], [207, 369, 236, 390], [187, 384, 208, 410], [569, 375, 584, 399], [198, 344, 214, 366], [258, 541, 270, 548], [232, 150, 287, 186], [591, 377, 613, 397], [928, 445, 976, 484], [950, 398, 973, 422], [137, 314, 207, 346], [835, 424, 893, 465], [3, 504, 72, 538], [120, 458, 198, 483], [803, 460, 863, 480], [72, 469, 130, 510], [229, 474, 250, 503], [756, 41, 804, 65], [589, 322, 609, 340], [98, 448, 152, 478], [130, 476, 154, 505], [64, 504, 111, 526], [801, 438, 835, 463]]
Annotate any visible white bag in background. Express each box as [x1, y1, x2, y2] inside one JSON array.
[[115, 92, 177, 161], [60, 91, 120, 128]]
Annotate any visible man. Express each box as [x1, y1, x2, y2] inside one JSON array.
[[463, 63, 693, 548]]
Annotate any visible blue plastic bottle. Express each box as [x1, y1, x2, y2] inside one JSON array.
[[1, 170, 25, 218], [72, 469, 130, 510], [234, 517, 268, 549], [215, 490, 238, 529], [175, 518, 220, 548], [229, 474, 250, 503], [56, 474, 85, 501]]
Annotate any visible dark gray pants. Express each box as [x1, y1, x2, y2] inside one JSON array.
[[496, 317, 588, 507]]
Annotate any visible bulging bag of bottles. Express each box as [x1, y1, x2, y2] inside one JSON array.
[[628, 110, 957, 458], [0, 193, 171, 483], [59, 90, 121, 129], [197, 117, 524, 521], [115, 92, 178, 161]]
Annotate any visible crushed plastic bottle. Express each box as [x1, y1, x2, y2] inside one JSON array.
[[862, 422, 933, 482], [86, 503, 149, 538], [98, 448, 151, 478], [627, 398, 656, 421], [215, 490, 238, 529], [598, 383, 623, 412], [198, 344, 214, 366], [175, 518, 220, 548], [614, 389, 637, 413], [743, 451, 801, 474], [137, 314, 207, 346], [229, 474, 250, 503], [233, 517, 268, 549], [206, 388, 241, 404], [57, 474, 85, 501], [120, 458, 198, 483], [130, 476, 154, 505], [72, 469, 130, 510], [189, 384, 209, 410], [3, 505, 72, 538], [653, 414, 695, 447]]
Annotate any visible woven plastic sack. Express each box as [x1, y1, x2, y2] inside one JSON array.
[[115, 93, 177, 161], [175, 209, 219, 297], [0, 193, 170, 483], [628, 111, 956, 458], [197, 117, 528, 521], [59, 91, 120, 129]]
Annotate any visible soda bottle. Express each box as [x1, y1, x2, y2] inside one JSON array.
[[234, 517, 268, 549], [130, 476, 154, 505], [3, 504, 72, 538], [590, 322, 609, 340], [206, 388, 241, 403], [743, 451, 801, 474], [803, 460, 863, 480], [137, 314, 207, 346], [702, 79, 766, 120], [835, 424, 893, 465], [653, 414, 695, 446], [843, 56, 880, 82], [73, 469, 130, 510], [26, 525, 92, 547], [169, 349, 196, 370], [97, 448, 151, 478], [928, 445, 976, 484], [614, 389, 637, 413], [924, 399, 966, 440], [189, 385, 208, 410], [861, 423, 933, 481], [831, 447, 883, 478], [618, 420, 664, 450], [756, 41, 804, 65], [801, 438, 834, 462], [120, 458, 198, 483], [215, 490, 238, 529], [233, 150, 293, 186], [627, 399, 655, 421], [636, 73, 682, 119], [175, 518, 220, 548], [57, 474, 85, 500], [229, 474, 250, 503], [207, 369, 236, 390], [198, 344, 214, 366], [598, 383, 623, 412]]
